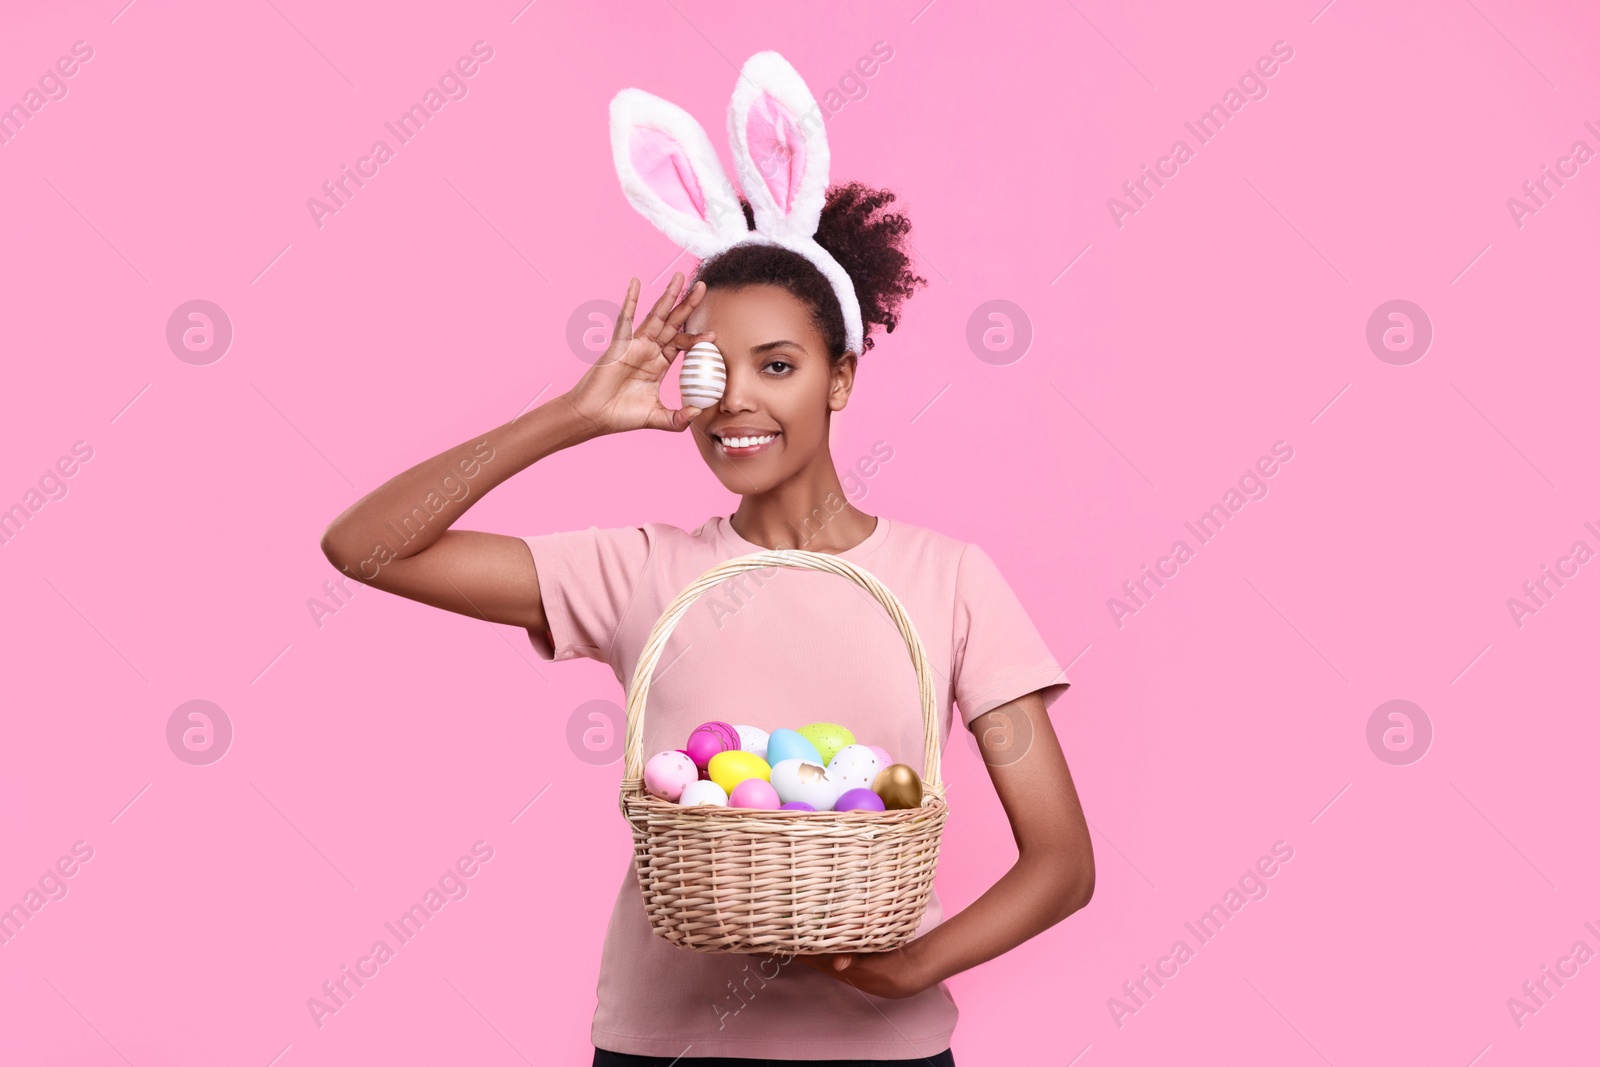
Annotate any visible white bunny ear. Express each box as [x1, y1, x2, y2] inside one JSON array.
[[609, 87, 749, 258], [726, 51, 830, 241]]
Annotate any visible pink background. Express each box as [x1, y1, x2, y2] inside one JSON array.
[[3, 0, 1598, 1063]]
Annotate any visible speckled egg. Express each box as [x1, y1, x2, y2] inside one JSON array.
[[798, 722, 855, 765], [643, 750, 699, 802], [732, 724, 770, 761], [826, 744, 883, 791]]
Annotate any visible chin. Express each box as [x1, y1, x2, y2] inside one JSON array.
[[710, 469, 777, 495]]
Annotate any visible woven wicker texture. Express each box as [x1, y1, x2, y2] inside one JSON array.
[[619, 549, 949, 954]]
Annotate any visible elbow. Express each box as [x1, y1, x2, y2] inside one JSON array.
[[320, 523, 358, 574], [1070, 861, 1096, 914], [1055, 850, 1095, 921], [320, 526, 345, 569]]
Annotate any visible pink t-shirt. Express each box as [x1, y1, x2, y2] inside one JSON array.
[[522, 513, 1070, 1060]]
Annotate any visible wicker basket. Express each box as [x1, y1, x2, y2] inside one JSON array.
[[617, 548, 948, 955]]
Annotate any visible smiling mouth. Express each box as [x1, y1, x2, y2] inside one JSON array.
[[713, 432, 780, 456]]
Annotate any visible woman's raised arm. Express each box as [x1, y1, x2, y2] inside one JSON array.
[[318, 273, 714, 633]]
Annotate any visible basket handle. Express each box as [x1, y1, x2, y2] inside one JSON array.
[[619, 549, 945, 803]]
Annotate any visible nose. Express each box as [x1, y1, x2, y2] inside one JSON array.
[[718, 358, 757, 414]]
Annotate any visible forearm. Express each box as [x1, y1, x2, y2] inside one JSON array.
[[907, 846, 1093, 988], [320, 392, 601, 566]]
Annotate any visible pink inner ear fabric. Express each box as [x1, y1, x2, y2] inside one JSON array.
[[745, 90, 806, 213], [630, 126, 707, 220]]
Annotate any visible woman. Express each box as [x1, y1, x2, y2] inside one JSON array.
[[320, 183, 1095, 1065]]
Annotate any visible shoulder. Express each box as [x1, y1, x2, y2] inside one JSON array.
[[878, 518, 989, 582], [880, 516, 971, 561]]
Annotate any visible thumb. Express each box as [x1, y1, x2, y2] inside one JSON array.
[[832, 955, 854, 971], [675, 406, 703, 430]]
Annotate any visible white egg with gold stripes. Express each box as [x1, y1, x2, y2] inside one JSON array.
[[678, 341, 725, 409]]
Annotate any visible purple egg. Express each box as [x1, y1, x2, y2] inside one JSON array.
[[834, 788, 886, 812], [780, 801, 815, 811], [685, 721, 741, 770]]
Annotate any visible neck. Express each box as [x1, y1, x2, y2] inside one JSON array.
[[730, 446, 875, 553]]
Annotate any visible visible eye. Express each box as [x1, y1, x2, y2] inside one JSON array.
[[764, 360, 794, 376]]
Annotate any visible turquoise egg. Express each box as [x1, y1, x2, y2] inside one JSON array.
[[765, 728, 823, 767]]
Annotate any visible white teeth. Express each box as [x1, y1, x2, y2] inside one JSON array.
[[720, 434, 776, 449]]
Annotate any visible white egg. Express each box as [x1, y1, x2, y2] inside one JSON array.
[[826, 744, 884, 791], [679, 341, 726, 409], [732, 724, 770, 761], [678, 779, 729, 807], [769, 758, 842, 811]]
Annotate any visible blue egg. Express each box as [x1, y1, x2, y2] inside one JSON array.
[[765, 728, 823, 767]]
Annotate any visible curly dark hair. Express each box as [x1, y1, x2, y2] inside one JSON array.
[[692, 180, 928, 362]]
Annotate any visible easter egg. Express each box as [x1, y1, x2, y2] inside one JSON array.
[[708, 750, 771, 794], [834, 787, 886, 812], [679, 341, 726, 409], [677, 748, 711, 780], [765, 728, 824, 767], [643, 750, 699, 802], [729, 778, 781, 809], [780, 801, 815, 811], [732, 724, 770, 761], [686, 721, 740, 769], [826, 744, 883, 791], [769, 758, 842, 811], [867, 745, 893, 768], [872, 764, 923, 809], [678, 780, 729, 807], [798, 722, 854, 765]]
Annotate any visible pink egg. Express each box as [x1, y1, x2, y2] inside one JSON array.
[[729, 778, 781, 809], [643, 750, 699, 802], [867, 745, 893, 767], [834, 788, 886, 812], [686, 721, 740, 769]]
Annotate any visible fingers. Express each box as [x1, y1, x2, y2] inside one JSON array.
[[614, 277, 641, 343], [654, 278, 708, 350], [634, 272, 686, 341], [662, 327, 715, 365]]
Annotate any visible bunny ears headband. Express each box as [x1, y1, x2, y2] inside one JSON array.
[[608, 51, 865, 356]]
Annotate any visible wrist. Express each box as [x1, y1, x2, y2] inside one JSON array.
[[550, 391, 611, 441]]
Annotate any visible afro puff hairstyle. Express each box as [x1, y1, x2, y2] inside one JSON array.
[[692, 180, 929, 363]]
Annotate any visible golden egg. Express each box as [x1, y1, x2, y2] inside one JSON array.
[[872, 764, 922, 809]]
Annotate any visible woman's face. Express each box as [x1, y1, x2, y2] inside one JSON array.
[[683, 283, 853, 495]]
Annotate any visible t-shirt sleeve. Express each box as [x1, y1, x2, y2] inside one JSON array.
[[951, 541, 1071, 728], [520, 524, 653, 665]]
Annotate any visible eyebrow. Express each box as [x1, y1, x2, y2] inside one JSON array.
[[748, 339, 807, 356]]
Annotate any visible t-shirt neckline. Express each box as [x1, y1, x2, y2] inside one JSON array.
[[716, 511, 891, 560]]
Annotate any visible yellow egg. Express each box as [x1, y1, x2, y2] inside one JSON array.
[[797, 722, 854, 765], [708, 750, 771, 794]]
